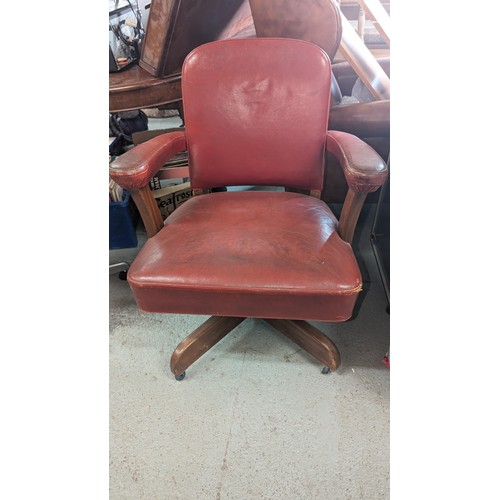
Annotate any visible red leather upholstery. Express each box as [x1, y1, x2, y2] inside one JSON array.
[[109, 131, 187, 190], [182, 38, 332, 191], [128, 191, 361, 321], [326, 131, 387, 193]]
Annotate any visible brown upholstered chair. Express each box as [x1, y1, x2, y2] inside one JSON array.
[[249, 0, 344, 105], [109, 38, 387, 380]]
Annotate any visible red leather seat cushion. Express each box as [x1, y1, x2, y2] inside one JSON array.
[[128, 191, 362, 321]]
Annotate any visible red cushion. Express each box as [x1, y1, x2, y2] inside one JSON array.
[[128, 191, 362, 322]]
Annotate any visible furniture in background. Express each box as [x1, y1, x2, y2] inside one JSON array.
[[249, 0, 344, 105], [109, 0, 255, 114], [109, 66, 182, 113], [109, 38, 387, 380], [139, 0, 254, 77]]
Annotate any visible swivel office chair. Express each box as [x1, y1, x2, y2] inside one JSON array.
[[109, 38, 387, 380]]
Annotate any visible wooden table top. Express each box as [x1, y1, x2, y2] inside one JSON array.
[[109, 64, 182, 113]]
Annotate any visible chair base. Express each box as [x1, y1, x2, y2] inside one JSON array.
[[170, 316, 341, 379]]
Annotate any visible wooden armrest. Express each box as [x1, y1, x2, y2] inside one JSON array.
[[326, 130, 387, 193], [109, 130, 187, 190], [109, 130, 187, 238], [326, 130, 387, 243]]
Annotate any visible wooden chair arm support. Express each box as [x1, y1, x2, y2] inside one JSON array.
[[326, 130, 387, 193], [326, 130, 387, 244], [109, 130, 187, 190], [130, 186, 164, 238], [109, 130, 187, 238], [337, 188, 367, 244]]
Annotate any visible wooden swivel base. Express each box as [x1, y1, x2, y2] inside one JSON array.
[[170, 316, 341, 380]]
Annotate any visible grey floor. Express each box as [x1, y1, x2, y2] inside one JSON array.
[[109, 116, 390, 499]]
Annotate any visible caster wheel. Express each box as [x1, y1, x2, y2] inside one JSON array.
[[175, 371, 186, 381], [321, 366, 332, 375], [119, 270, 128, 281]]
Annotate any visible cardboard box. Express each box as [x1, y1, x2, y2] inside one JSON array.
[[152, 181, 192, 220]]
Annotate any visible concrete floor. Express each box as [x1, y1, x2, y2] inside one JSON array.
[[109, 117, 390, 499]]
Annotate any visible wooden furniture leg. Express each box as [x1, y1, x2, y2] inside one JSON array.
[[338, 189, 368, 244], [264, 319, 341, 372], [130, 186, 164, 238], [170, 316, 245, 379]]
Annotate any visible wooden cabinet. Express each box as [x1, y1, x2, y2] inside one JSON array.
[[139, 0, 254, 77]]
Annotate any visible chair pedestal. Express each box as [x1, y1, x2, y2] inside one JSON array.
[[264, 319, 340, 371], [170, 316, 341, 379], [170, 316, 246, 378]]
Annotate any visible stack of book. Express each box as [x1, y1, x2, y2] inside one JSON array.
[[148, 150, 192, 220], [149, 151, 189, 190], [109, 178, 124, 203]]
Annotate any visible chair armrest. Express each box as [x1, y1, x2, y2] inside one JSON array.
[[109, 130, 187, 238], [326, 130, 387, 193], [326, 130, 388, 244], [109, 130, 187, 190]]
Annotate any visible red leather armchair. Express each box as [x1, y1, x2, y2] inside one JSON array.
[[109, 38, 387, 380]]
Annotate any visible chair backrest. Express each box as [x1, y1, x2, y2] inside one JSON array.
[[181, 38, 332, 191]]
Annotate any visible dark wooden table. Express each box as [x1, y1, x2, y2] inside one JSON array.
[[109, 64, 182, 113]]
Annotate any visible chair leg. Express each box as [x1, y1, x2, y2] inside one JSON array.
[[170, 316, 245, 378], [264, 319, 341, 372]]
